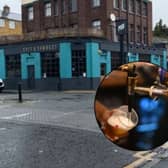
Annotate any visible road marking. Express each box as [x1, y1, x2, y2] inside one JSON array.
[[124, 142, 168, 168], [0, 128, 7, 131], [124, 151, 157, 168], [0, 113, 31, 120]]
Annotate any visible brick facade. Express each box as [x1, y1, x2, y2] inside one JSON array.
[[22, 0, 152, 45]]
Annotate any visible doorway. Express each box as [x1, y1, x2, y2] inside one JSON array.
[[27, 65, 35, 89]]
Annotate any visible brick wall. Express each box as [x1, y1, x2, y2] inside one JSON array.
[[22, 0, 152, 45]]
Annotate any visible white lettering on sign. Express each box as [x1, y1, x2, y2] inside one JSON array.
[[118, 23, 125, 32]]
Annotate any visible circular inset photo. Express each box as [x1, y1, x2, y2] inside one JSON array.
[[94, 62, 168, 151]]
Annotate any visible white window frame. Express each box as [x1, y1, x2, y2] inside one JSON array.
[[129, 0, 134, 13], [9, 21, 15, 29], [114, 0, 119, 9], [92, 0, 101, 7], [28, 6, 34, 20], [70, 0, 78, 12], [92, 20, 101, 30], [45, 2, 52, 17], [122, 0, 127, 10], [0, 19, 5, 27]]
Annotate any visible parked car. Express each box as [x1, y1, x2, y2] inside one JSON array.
[[0, 78, 4, 92]]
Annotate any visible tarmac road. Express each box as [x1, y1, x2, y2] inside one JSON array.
[[0, 91, 167, 168]]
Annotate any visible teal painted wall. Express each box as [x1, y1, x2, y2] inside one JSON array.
[[106, 51, 111, 74], [60, 43, 72, 78], [150, 54, 160, 66], [128, 52, 139, 62], [163, 50, 167, 70], [0, 49, 6, 79], [21, 52, 41, 79], [86, 42, 100, 77]]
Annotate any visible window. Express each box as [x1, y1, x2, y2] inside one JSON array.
[[136, 0, 141, 15], [136, 25, 141, 43], [92, 20, 101, 30], [142, 2, 147, 16], [9, 21, 15, 29], [0, 19, 5, 27], [72, 50, 86, 77], [61, 0, 66, 14], [122, 0, 127, 10], [113, 0, 119, 9], [28, 6, 34, 20], [44, 2, 51, 17], [143, 27, 147, 44], [129, 24, 134, 42], [129, 0, 134, 13], [41, 52, 59, 77], [92, 0, 101, 7], [55, 0, 59, 16], [6, 55, 21, 78], [70, 0, 78, 12]]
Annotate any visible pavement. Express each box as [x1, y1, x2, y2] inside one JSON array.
[[0, 90, 168, 167]]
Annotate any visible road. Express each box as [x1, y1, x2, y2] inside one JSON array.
[[0, 91, 167, 168]]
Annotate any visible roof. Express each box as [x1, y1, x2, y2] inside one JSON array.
[[0, 11, 21, 21]]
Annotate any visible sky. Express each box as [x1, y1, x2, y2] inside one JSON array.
[[0, 0, 166, 28]]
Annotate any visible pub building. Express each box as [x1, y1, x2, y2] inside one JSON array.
[[0, 0, 166, 90]]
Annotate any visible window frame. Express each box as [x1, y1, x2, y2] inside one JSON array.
[[70, 0, 78, 12], [54, 0, 59, 16], [129, 0, 134, 13], [136, 0, 141, 15], [28, 6, 34, 21], [92, 19, 101, 30], [0, 19, 5, 27], [9, 20, 15, 29], [92, 0, 101, 8], [142, 2, 147, 16], [122, 0, 127, 11], [113, 0, 119, 9], [136, 25, 141, 43], [44, 2, 52, 17]]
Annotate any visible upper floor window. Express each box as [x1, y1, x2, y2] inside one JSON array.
[[9, 21, 15, 29], [136, 25, 141, 43], [122, 0, 127, 10], [54, 0, 59, 16], [142, 2, 147, 16], [129, 0, 134, 13], [44, 2, 52, 17], [28, 6, 34, 20], [92, 0, 101, 7], [136, 0, 141, 15], [92, 20, 101, 29], [143, 27, 147, 44], [129, 24, 134, 42], [70, 0, 78, 12], [113, 0, 119, 9], [0, 19, 5, 27], [61, 0, 66, 14]]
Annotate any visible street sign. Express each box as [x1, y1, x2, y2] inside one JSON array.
[[116, 19, 128, 35]]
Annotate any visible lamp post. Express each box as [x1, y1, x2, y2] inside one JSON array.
[[110, 13, 128, 65]]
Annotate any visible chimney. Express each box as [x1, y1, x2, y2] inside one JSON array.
[[2, 5, 10, 17]]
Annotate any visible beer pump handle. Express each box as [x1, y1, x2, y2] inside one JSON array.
[[128, 64, 136, 113]]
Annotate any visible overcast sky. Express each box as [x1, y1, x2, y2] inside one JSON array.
[[0, 0, 167, 27]]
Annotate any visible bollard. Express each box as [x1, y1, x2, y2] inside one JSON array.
[[18, 83, 22, 103]]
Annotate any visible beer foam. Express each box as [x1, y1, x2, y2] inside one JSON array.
[[107, 114, 135, 131]]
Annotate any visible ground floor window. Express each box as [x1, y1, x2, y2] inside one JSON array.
[[6, 54, 21, 78], [41, 52, 59, 77], [111, 52, 121, 70], [72, 50, 86, 77], [139, 54, 150, 62]]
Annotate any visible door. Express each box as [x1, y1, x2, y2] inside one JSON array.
[[27, 65, 35, 89]]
